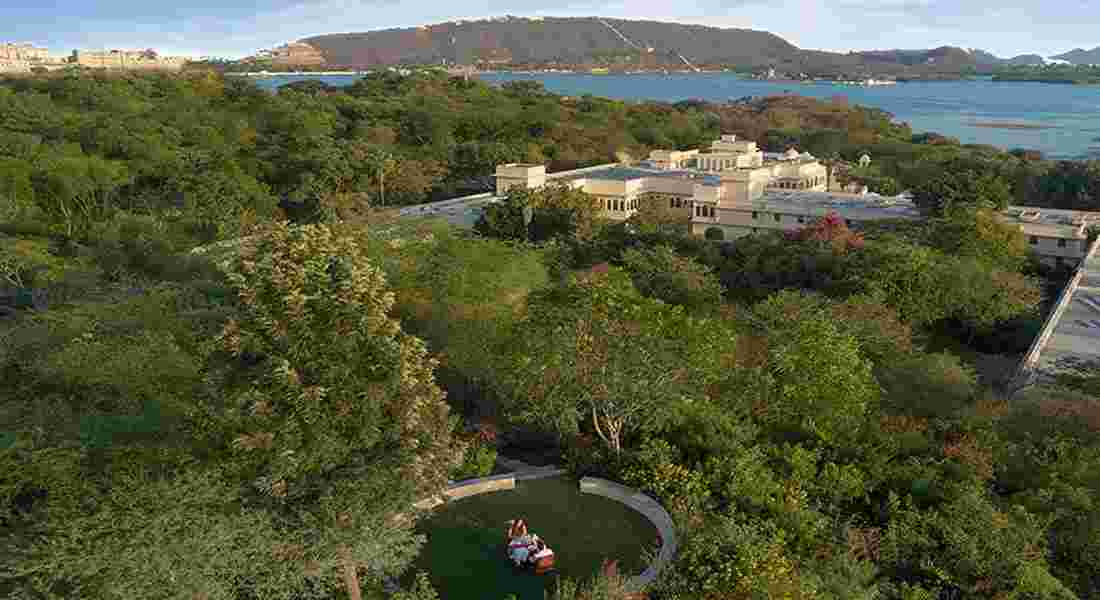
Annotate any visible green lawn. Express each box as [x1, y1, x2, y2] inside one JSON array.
[[410, 477, 658, 600]]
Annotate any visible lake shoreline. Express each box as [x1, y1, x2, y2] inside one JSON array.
[[253, 73, 1100, 160], [968, 122, 1056, 130]]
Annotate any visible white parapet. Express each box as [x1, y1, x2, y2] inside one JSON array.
[[495, 163, 547, 194]]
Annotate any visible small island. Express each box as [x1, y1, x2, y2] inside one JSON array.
[[968, 121, 1056, 130], [993, 64, 1100, 85]]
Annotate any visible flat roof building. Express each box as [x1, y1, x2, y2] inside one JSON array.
[[410, 135, 1100, 268], [71, 49, 187, 70], [0, 42, 59, 73], [1015, 239, 1100, 392]]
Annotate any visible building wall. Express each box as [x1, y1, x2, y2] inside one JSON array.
[[582, 178, 643, 219], [689, 202, 1092, 266], [648, 150, 698, 170], [271, 42, 326, 67], [639, 192, 693, 219], [495, 164, 546, 194], [72, 50, 186, 70], [0, 43, 56, 73], [1028, 235, 1090, 264], [696, 151, 763, 171], [0, 60, 30, 74], [0, 43, 49, 61], [594, 195, 640, 219], [718, 169, 772, 205]]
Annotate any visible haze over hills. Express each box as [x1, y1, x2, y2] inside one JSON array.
[[1051, 47, 1100, 65], [298, 16, 1060, 75]]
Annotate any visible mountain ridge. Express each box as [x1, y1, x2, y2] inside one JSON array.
[[294, 17, 1081, 74], [1052, 47, 1100, 65]]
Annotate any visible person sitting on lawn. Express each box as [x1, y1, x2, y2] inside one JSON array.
[[509, 541, 531, 566], [531, 540, 556, 573], [507, 519, 528, 540]]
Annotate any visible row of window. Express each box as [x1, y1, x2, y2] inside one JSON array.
[[600, 197, 638, 212], [749, 211, 853, 226], [695, 205, 715, 218], [1030, 236, 1070, 248], [637, 192, 690, 210], [771, 176, 825, 190]]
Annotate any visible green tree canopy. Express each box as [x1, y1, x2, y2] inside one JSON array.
[[197, 221, 463, 598], [499, 266, 736, 453], [911, 169, 1012, 215], [475, 184, 605, 243]]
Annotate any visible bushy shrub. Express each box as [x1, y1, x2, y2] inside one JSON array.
[[621, 245, 723, 313], [451, 443, 497, 481], [563, 434, 626, 479], [547, 559, 636, 600], [391, 572, 440, 600], [620, 439, 710, 517], [656, 515, 818, 600], [451, 425, 499, 481]]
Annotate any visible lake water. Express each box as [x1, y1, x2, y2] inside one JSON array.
[[253, 73, 1100, 159]]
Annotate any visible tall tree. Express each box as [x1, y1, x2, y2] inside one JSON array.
[[475, 184, 604, 243], [500, 266, 735, 453], [31, 153, 131, 239], [621, 245, 723, 314], [926, 206, 1030, 272], [752, 291, 880, 444], [911, 170, 1012, 215], [200, 221, 463, 598]]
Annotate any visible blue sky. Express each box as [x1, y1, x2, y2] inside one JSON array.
[[4, 0, 1098, 59]]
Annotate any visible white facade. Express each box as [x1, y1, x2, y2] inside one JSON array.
[[484, 135, 1098, 267], [1006, 207, 1098, 267], [648, 149, 699, 170], [495, 164, 547, 194]]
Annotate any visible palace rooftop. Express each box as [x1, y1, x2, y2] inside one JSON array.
[[400, 134, 1099, 268]]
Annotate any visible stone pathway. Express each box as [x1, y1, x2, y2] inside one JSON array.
[[495, 455, 565, 481]]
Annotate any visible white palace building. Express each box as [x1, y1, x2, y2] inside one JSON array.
[[402, 134, 1099, 268]]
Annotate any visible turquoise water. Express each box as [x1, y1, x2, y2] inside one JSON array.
[[252, 73, 1100, 159], [410, 477, 658, 600]]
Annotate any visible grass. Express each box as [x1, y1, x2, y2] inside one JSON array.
[[410, 477, 658, 600]]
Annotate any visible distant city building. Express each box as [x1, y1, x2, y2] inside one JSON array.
[[70, 49, 188, 70], [268, 42, 326, 67], [475, 47, 513, 65], [0, 42, 50, 62], [0, 42, 59, 73]]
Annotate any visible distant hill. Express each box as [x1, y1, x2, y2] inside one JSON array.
[[304, 17, 796, 68], [1051, 47, 1100, 65], [849, 47, 1000, 69], [1004, 54, 1046, 66], [298, 16, 1029, 76]]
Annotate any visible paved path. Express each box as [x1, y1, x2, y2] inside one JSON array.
[[494, 455, 565, 480]]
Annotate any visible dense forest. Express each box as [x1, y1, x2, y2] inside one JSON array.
[[2, 71, 1100, 600]]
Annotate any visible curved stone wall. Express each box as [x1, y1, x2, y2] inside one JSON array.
[[579, 477, 677, 592], [411, 472, 675, 593], [414, 473, 516, 510]]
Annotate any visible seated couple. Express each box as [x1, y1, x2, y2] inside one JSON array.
[[506, 519, 555, 571]]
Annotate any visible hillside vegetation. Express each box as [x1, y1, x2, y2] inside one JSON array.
[[2, 71, 1100, 600], [300, 16, 1039, 77]]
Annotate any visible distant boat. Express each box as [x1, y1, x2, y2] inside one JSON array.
[[834, 78, 897, 87]]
